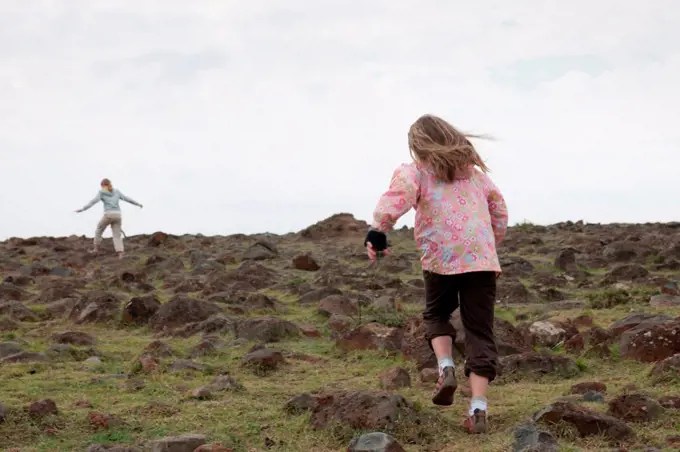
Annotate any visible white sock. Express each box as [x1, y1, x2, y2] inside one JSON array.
[[438, 357, 454, 373], [469, 396, 487, 416]]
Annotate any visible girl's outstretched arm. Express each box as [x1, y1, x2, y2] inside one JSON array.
[[118, 191, 142, 208], [485, 178, 508, 245], [75, 193, 101, 213], [372, 163, 420, 232]]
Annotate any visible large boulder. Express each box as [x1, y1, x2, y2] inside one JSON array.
[[619, 320, 680, 362], [235, 317, 301, 343], [534, 401, 634, 442], [69, 291, 123, 324], [149, 295, 221, 332]]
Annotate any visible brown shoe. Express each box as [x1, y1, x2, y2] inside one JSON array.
[[431, 366, 457, 406], [463, 409, 487, 434]]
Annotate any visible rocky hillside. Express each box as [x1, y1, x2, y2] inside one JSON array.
[[0, 214, 679, 451]]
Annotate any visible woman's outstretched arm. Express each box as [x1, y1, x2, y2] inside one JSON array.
[[75, 193, 101, 213], [118, 191, 143, 208]]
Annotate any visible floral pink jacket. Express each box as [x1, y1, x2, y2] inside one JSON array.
[[372, 162, 508, 275]]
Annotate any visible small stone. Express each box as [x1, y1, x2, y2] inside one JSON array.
[[123, 294, 161, 324], [570, 382, 607, 395], [529, 321, 566, 348], [650, 294, 680, 307], [572, 315, 593, 327], [347, 432, 406, 452], [512, 423, 558, 452], [84, 357, 103, 367], [75, 400, 93, 408], [372, 296, 395, 311], [318, 295, 357, 317], [660, 280, 679, 296], [88, 411, 120, 430], [500, 352, 579, 378], [87, 445, 141, 452], [51, 331, 96, 346], [194, 445, 233, 452], [150, 434, 207, 452], [564, 334, 584, 353], [583, 391, 605, 403], [608, 393, 664, 422], [298, 323, 321, 337], [328, 314, 353, 336], [0, 342, 24, 359], [188, 338, 220, 359], [138, 354, 159, 373], [650, 354, 680, 379], [27, 399, 58, 419], [292, 254, 320, 271], [659, 396, 680, 409], [0, 351, 47, 364], [191, 387, 212, 400], [50, 267, 73, 277], [284, 393, 318, 415], [207, 375, 244, 392], [534, 401, 633, 441], [241, 348, 284, 374], [420, 368, 439, 383], [168, 359, 206, 373], [336, 323, 403, 352], [378, 367, 411, 390]]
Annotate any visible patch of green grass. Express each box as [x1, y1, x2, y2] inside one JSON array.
[[533, 262, 561, 274], [574, 357, 588, 372], [495, 306, 517, 323], [585, 288, 632, 309], [513, 219, 536, 231], [581, 266, 607, 275], [89, 429, 136, 444], [287, 275, 308, 286]]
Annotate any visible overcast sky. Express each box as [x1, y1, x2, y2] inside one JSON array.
[[1, 1, 678, 240]]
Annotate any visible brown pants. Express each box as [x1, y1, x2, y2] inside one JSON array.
[[94, 212, 124, 252], [423, 270, 498, 382]]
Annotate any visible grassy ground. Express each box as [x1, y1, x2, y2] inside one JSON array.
[[2, 296, 680, 451], [1, 229, 680, 451]]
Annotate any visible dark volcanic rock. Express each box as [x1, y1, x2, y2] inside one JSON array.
[[149, 295, 221, 332], [534, 401, 634, 441]]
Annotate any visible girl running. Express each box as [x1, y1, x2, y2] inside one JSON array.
[[364, 114, 508, 434]]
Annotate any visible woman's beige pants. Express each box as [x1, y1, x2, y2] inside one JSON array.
[[94, 212, 123, 252]]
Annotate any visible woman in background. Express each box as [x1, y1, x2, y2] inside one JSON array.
[[75, 178, 143, 259]]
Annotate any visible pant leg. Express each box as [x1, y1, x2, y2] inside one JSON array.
[[109, 213, 124, 252], [458, 271, 499, 382], [422, 271, 460, 349], [93, 214, 112, 248]]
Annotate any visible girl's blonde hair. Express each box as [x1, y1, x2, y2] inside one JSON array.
[[408, 114, 490, 183], [100, 178, 112, 189]]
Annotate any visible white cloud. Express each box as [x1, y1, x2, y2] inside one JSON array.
[[1, 0, 678, 239]]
